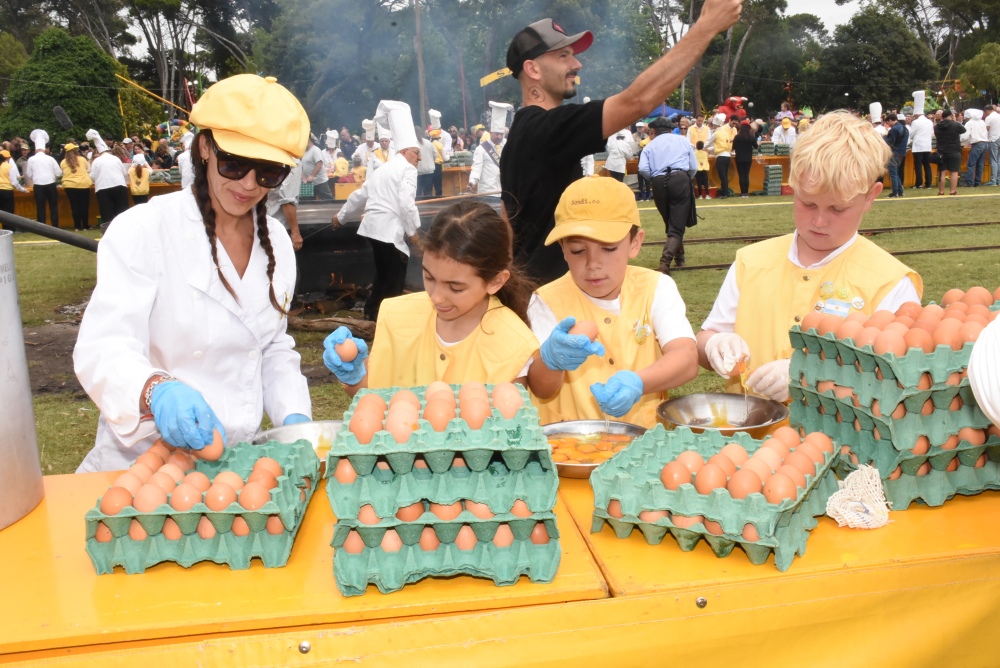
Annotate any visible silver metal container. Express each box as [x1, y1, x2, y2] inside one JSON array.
[[541, 420, 647, 479], [0, 230, 44, 530], [250, 420, 343, 452], [656, 392, 788, 440]]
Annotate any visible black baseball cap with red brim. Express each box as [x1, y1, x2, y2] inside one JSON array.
[[506, 19, 593, 78]]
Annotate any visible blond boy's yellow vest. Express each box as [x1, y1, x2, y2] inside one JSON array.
[[729, 234, 923, 393], [0, 161, 12, 190], [712, 125, 735, 154], [533, 266, 667, 428], [688, 124, 709, 148], [368, 293, 538, 388]]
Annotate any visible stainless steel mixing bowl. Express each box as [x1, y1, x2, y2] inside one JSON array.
[[656, 393, 788, 440], [541, 420, 647, 479]]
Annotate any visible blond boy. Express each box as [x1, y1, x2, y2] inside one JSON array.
[[697, 111, 924, 401], [527, 176, 698, 427]]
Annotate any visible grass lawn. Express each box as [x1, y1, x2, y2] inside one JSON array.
[[13, 191, 1000, 473]]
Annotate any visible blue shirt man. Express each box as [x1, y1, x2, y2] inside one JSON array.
[[884, 114, 908, 198], [639, 122, 697, 179], [639, 117, 697, 274]]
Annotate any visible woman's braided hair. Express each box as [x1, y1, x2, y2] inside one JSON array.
[[191, 130, 288, 314]]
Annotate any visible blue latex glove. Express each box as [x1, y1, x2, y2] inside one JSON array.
[[590, 371, 644, 418], [539, 317, 605, 372], [150, 381, 226, 450], [323, 326, 369, 385], [283, 413, 311, 426]]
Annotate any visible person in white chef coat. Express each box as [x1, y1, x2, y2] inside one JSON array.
[[24, 129, 63, 227], [969, 317, 1000, 431], [73, 74, 313, 473], [86, 129, 130, 228], [333, 100, 421, 322], [467, 101, 512, 196]]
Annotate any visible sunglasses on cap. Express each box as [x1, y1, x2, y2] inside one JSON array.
[[211, 143, 290, 188]]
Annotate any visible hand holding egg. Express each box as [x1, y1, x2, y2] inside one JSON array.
[[149, 380, 227, 450], [540, 317, 606, 372], [323, 326, 369, 385]]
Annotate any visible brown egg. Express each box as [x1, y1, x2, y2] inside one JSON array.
[[803, 432, 834, 454], [193, 430, 224, 462], [795, 441, 825, 465], [262, 515, 283, 535], [941, 434, 959, 450], [529, 522, 550, 545], [817, 313, 844, 336], [132, 484, 168, 512], [916, 462, 931, 476], [453, 455, 467, 469], [960, 321, 984, 344], [492, 524, 516, 548], [933, 320, 964, 351], [865, 311, 896, 329], [883, 322, 910, 336], [784, 451, 816, 477], [760, 437, 791, 458], [671, 514, 704, 529], [356, 392, 388, 414], [741, 458, 773, 485], [157, 463, 185, 485], [197, 515, 217, 539], [334, 338, 358, 363], [430, 501, 463, 520], [853, 327, 882, 349], [214, 471, 245, 491], [776, 464, 807, 489], [128, 519, 148, 540], [911, 435, 930, 455], [922, 303, 946, 320], [251, 456, 283, 479], [763, 472, 797, 504], [134, 451, 164, 472], [719, 443, 750, 466], [694, 463, 728, 494], [835, 319, 865, 342], [607, 499, 625, 518], [168, 483, 202, 512], [343, 529, 366, 554], [893, 315, 915, 328], [742, 523, 760, 542], [873, 330, 907, 357], [204, 482, 237, 511], [966, 313, 989, 327], [510, 499, 532, 517], [389, 389, 422, 411], [491, 382, 525, 419], [238, 482, 271, 510], [569, 320, 599, 341], [959, 427, 987, 446], [395, 501, 424, 522], [816, 380, 836, 394], [95, 522, 113, 543], [941, 288, 965, 306], [976, 453, 989, 468], [464, 500, 495, 519], [99, 487, 133, 515], [902, 328, 934, 353], [800, 310, 823, 332], [638, 509, 669, 522], [833, 385, 854, 401], [425, 380, 453, 401], [454, 525, 478, 551], [348, 409, 382, 445], [182, 471, 211, 493], [458, 382, 489, 405], [962, 286, 994, 307], [703, 519, 725, 535], [332, 458, 358, 485], [386, 410, 420, 443], [660, 461, 692, 490], [674, 450, 705, 475], [231, 516, 251, 536], [423, 397, 457, 432], [248, 468, 279, 490], [752, 447, 783, 473], [112, 472, 143, 497], [946, 457, 960, 472], [911, 318, 938, 335], [895, 301, 923, 319], [459, 397, 493, 429], [161, 518, 182, 540], [149, 471, 178, 494], [707, 453, 737, 477], [727, 469, 763, 499], [772, 426, 802, 447], [889, 467, 902, 480], [943, 306, 967, 321], [419, 526, 442, 551], [166, 451, 195, 472], [357, 504, 381, 524]]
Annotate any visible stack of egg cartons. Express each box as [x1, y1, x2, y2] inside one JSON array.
[[775, 143, 791, 156], [759, 140, 775, 156], [764, 165, 783, 197], [788, 300, 1000, 509], [327, 383, 561, 596]]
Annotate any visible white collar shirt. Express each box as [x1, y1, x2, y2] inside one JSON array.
[[90, 152, 128, 190], [985, 112, 1000, 142], [337, 153, 420, 256], [909, 116, 934, 152], [25, 152, 62, 186]]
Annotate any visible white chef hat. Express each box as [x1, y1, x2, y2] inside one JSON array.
[[912, 90, 925, 116], [488, 101, 513, 134], [869, 102, 882, 120], [970, 109, 983, 121], [325, 130, 338, 147], [30, 129, 49, 150], [428, 109, 442, 131], [969, 318, 1000, 427], [713, 113, 726, 126], [362, 119, 376, 141], [583, 97, 592, 104], [85, 129, 109, 154], [131, 153, 148, 167], [635, 121, 645, 128], [375, 100, 418, 151], [181, 131, 195, 149]]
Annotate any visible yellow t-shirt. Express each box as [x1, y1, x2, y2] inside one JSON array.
[[532, 267, 667, 428], [696, 149, 710, 172], [712, 125, 735, 154], [332, 157, 350, 178], [0, 161, 13, 190], [689, 124, 710, 148], [60, 159, 93, 189], [367, 293, 538, 388], [728, 234, 923, 393], [127, 165, 149, 195], [351, 165, 367, 183]]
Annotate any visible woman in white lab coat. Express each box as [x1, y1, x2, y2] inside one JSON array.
[[73, 74, 313, 472]]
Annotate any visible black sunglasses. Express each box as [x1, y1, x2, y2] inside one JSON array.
[[211, 143, 291, 188]]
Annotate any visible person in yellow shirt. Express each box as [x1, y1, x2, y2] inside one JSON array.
[[324, 200, 538, 393], [329, 152, 350, 181], [60, 143, 94, 230], [429, 129, 444, 197], [350, 154, 367, 184], [711, 113, 736, 198], [694, 140, 710, 199], [688, 114, 710, 148], [696, 111, 923, 402], [527, 176, 698, 428], [127, 151, 150, 204]]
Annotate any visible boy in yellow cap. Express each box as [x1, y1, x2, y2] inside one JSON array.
[[696, 111, 923, 402], [527, 176, 699, 427]]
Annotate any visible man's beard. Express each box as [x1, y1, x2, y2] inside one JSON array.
[[563, 85, 578, 100]]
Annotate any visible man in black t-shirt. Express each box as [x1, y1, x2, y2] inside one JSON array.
[[933, 109, 968, 196], [499, 1, 744, 283]]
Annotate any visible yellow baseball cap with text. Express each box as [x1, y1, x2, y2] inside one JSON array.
[[546, 175, 640, 245]]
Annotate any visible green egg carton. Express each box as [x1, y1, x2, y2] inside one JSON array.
[[331, 518, 561, 596], [326, 384, 551, 476], [84, 440, 320, 574], [790, 326, 973, 388], [588, 426, 838, 571], [326, 455, 557, 520], [789, 386, 998, 478], [835, 445, 1000, 509]]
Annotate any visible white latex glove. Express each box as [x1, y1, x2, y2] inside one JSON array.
[[968, 318, 1000, 427], [746, 358, 791, 403], [704, 332, 751, 378]]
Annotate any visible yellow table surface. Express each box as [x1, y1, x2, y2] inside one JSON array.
[[0, 473, 607, 657]]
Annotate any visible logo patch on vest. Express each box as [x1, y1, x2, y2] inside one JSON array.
[[633, 315, 652, 345]]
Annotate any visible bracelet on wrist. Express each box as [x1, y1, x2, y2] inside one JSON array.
[[143, 374, 175, 414]]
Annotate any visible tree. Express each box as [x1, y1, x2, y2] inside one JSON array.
[[0, 28, 124, 146], [0, 32, 28, 104], [812, 7, 940, 111], [959, 41, 1000, 101]]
